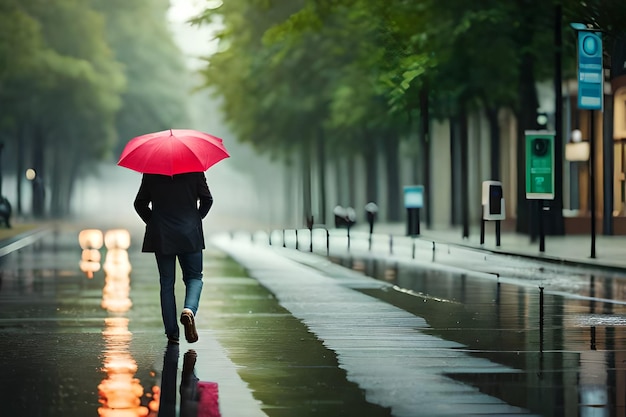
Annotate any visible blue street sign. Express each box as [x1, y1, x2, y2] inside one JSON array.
[[403, 185, 424, 208], [577, 31, 603, 110]]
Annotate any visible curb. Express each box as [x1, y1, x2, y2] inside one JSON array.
[[0, 226, 53, 257]]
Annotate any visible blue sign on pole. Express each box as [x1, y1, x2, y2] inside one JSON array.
[[577, 30, 603, 110], [403, 185, 424, 208]]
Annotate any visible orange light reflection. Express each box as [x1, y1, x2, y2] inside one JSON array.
[[97, 229, 153, 417], [78, 229, 104, 279], [98, 318, 148, 417]]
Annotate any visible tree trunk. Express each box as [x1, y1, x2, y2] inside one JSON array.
[[347, 154, 356, 205], [516, 51, 541, 235], [364, 137, 378, 207], [420, 86, 431, 227], [16, 122, 25, 215], [449, 115, 461, 225], [316, 129, 327, 224], [384, 132, 401, 221], [32, 126, 46, 218], [459, 99, 469, 238], [547, 2, 565, 236], [486, 106, 500, 181], [301, 144, 312, 227]]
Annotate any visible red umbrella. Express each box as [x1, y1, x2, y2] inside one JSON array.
[[117, 129, 229, 175]]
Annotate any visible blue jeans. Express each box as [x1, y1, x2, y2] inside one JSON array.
[[155, 251, 203, 339]]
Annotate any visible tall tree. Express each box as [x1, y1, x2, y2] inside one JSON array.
[[91, 0, 191, 153], [0, 0, 126, 216]]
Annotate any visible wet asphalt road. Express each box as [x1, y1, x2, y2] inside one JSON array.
[[3, 225, 626, 416]]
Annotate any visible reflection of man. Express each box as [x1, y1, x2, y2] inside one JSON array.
[[180, 350, 199, 417], [134, 172, 213, 344], [157, 346, 200, 417], [157, 344, 178, 417]]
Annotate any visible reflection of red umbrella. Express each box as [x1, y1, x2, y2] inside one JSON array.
[[117, 129, 229, 175]]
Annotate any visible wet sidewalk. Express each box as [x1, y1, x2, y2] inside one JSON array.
[[344, 221, 626, 271]]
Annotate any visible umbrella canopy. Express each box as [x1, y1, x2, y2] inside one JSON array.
[[117, 129, 229, 176]]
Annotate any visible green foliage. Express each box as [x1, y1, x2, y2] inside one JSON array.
[[197, 0, 626, 158], [91, 0, 191, 153], [0, 0, 190, 216]]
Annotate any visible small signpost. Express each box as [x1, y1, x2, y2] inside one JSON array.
[[577, 30, 603, 111], [572, 24, 602, 258], [481, 181, 505, 246], [525, 131, 555, 252], [403, 185, 424, 236]]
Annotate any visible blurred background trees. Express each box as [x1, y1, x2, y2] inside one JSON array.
[[0, 0, 188, 217], [1, 0, 626, 226], [194, 0, 626, 228]]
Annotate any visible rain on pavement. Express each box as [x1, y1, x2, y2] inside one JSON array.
[[1, 225, 626, 416]]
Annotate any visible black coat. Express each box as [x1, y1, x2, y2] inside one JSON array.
[[134, 172, 213, 254]]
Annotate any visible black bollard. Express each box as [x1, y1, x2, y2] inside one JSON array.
[[326, 229, 330, 256], [480, 219, 485, 245]]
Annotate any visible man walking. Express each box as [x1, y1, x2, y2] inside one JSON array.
[[134, 172, 213, 344]]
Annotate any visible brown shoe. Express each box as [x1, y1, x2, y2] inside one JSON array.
[[180, 308, 198, 343]]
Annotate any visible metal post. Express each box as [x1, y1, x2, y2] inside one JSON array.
[[416, 208, 421, 235], [495, 220, 501, 247], [539, 202, 545, 252], [589, 110, 597, 258], [480, 219, 485, 245], [539, 287, 544, 352], [326, 229, 330, 256]]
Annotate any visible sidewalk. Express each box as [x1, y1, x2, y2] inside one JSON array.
[[354, 222, 626, 271]]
